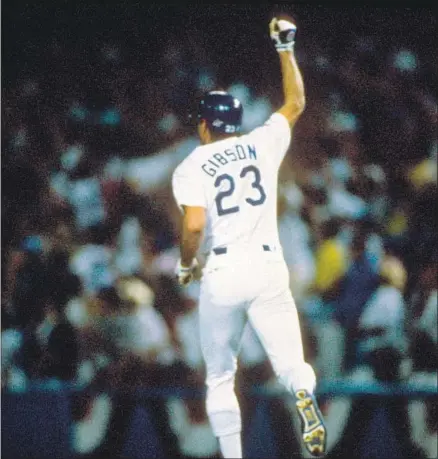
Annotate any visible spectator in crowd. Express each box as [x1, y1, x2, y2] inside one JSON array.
[[36, 298, 80, 382], [86, 282, 175, 378], [404, 182, 437, 297], [306, 218, 348, 379], [8, 238, 49, 329], [69, 224, 116, 298], [313, 218, 348, 302], [334, 227, 381, 372], [408, 251, 438, 373], [1, 307, 26, 390], [357, 250, 408, 379], [18, 294, 80, 383], [277, 186, 315, 304]]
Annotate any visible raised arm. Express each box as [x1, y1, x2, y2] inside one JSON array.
[[270, 17, 306, 126]]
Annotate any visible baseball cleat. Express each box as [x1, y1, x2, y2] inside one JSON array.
[[295, 389, 327, 457]]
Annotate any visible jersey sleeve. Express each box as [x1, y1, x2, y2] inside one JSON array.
[[250, 112, 292, 166], [172, 164, 207, 211]]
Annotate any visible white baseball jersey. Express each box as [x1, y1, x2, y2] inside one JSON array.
[[172, 112, 319, 444], [172, 113, 291, 256]]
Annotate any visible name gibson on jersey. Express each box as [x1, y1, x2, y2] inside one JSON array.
[[201, 143, 257, 177]]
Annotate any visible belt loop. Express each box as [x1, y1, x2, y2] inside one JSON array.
[[213, 247, 227, 255]]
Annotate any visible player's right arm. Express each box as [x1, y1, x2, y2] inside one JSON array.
[[247, 17, 304, 166], [171, 161, 207, 285], [270, 17, 306, 126]]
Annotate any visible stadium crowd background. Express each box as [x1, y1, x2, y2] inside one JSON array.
[[2, 4, 437, 459]]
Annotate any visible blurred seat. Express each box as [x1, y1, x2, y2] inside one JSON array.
[[243, 399, 280, 458], [2, 391, 72, 459], [121, 405, 165, 459], [358, 405, 404, 459]]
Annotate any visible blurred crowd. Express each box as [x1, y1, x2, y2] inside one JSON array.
[[2, 6, 437, 458]]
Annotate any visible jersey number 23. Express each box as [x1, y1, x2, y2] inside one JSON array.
[[214, 165, 266, 216]]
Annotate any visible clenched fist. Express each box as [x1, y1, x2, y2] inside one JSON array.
[[270, 17, 297, 52]]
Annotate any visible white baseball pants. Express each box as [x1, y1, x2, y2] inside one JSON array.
[[199, 246, 316, 437]]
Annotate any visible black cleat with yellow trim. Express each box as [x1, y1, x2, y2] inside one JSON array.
[[295, 389, 327, 457]]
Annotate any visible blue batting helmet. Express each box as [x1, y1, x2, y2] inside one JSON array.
[[196, 91, 243, 134]]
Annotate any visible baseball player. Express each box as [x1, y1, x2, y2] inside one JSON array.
[[172, 17, 327, 458]]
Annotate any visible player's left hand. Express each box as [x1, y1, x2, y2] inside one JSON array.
[[175, 258, 198, 286]]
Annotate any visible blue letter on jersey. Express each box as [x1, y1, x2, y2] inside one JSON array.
[[213, 153, 228, 165], [224, 149, 237, 162], [202, 164, 216, 177], [236, 145, 246, 160]]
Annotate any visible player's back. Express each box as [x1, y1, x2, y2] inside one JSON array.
[[192, 134, 278, 253], [173, 113, 292, 257]]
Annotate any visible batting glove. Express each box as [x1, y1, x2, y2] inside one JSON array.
[[175, 258, 198, 286], [270, 17, 297, 52]]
